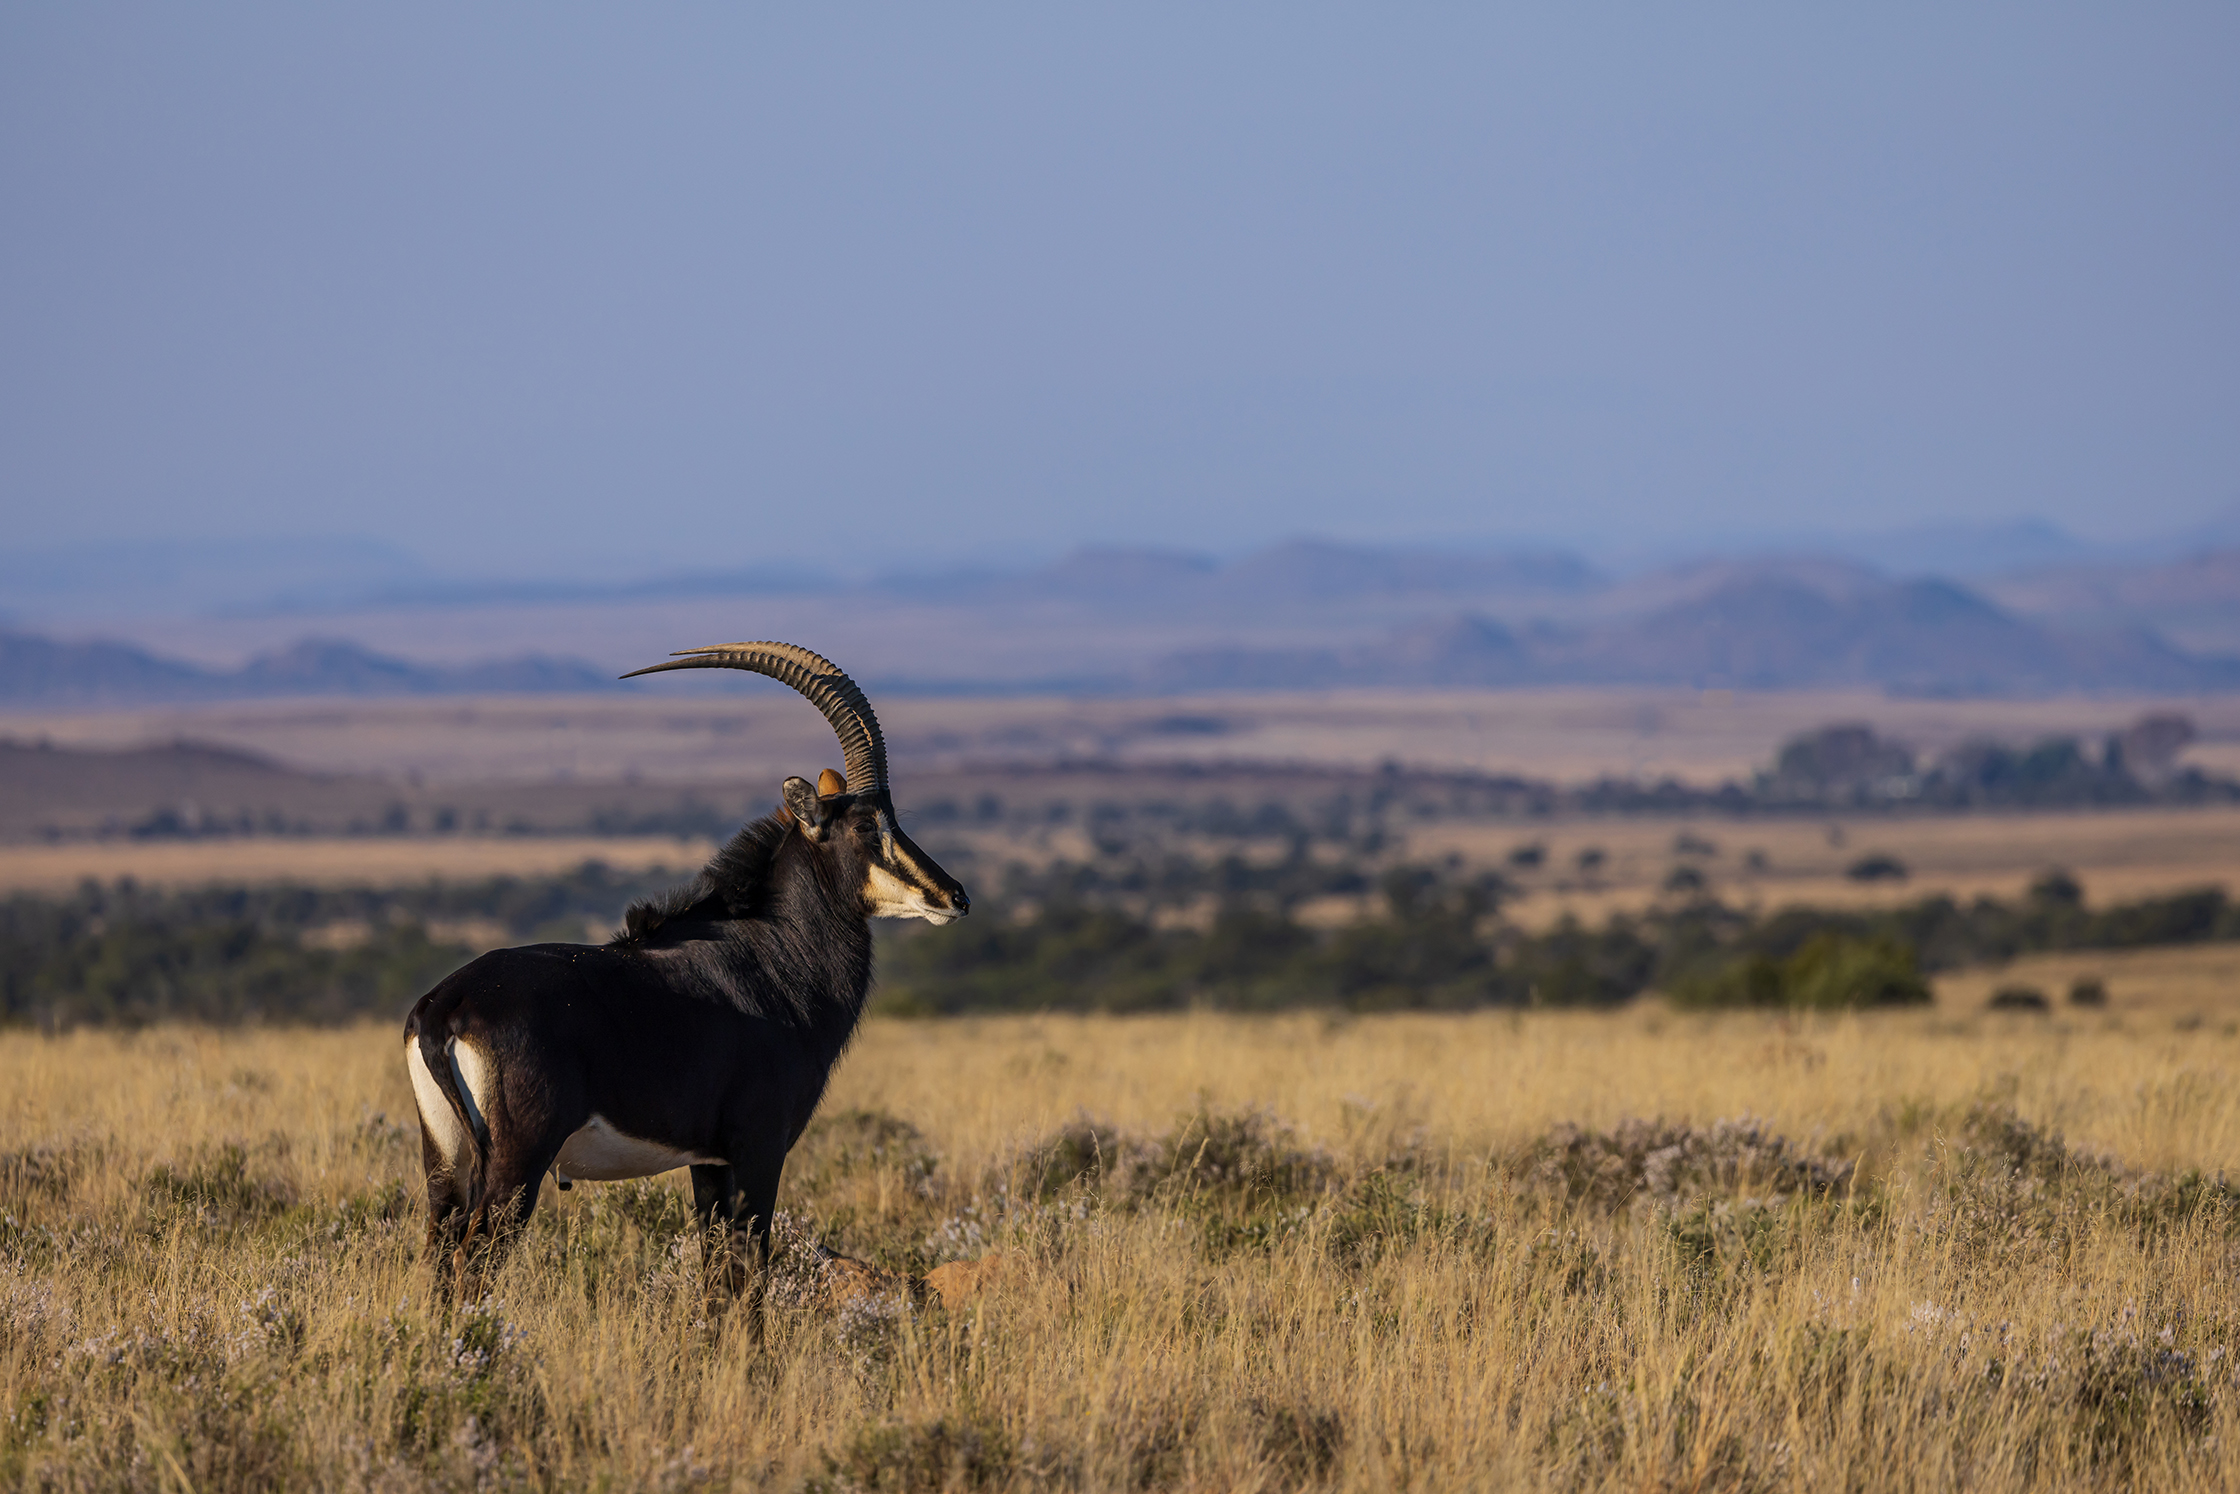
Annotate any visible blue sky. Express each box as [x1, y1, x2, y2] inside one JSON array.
[[3, 4, 2236, 582]]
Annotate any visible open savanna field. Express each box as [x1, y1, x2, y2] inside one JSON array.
[[5, 804, 2235, 948], [8, 686, 2240, 1488], [9, 982, 2240, 1492]]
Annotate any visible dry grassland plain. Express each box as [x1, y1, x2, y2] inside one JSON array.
[[984, 805, 2240, 936], [1409, 805, 2240, 932], [10, 688, 2240, 789], [8, 690, 2240, 923], [9, 959, 2240, 1491], [2, 805, 2235, 937]]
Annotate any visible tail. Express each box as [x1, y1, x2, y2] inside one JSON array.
[[406, 995, 490, 1207]]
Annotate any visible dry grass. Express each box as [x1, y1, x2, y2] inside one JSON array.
[[1931, 941, 2240, 1027], [8, 978, 2240, 1490]]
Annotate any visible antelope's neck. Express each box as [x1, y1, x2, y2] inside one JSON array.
[[757, 899, 875, 1061]]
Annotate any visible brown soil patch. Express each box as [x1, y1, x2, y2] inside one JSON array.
[[0, 835, 712, 894]]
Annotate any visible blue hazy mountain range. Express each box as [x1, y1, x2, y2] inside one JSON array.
[[0, 634, 612, 706], [4, 537, 2236, 702], [9, 512, 2240, 625]]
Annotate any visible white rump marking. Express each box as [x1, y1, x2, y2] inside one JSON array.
[[553, 1114, 724, 1184], [406, 1038, 474, 1175], [450, 1040, 493, 1142]]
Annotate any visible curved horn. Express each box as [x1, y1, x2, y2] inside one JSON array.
[[620, 641, 888, 794]]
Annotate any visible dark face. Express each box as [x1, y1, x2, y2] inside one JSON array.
[[782, 778, 970, 924]]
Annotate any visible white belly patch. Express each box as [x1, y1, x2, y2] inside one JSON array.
[[553, 1114, 724, 1183]]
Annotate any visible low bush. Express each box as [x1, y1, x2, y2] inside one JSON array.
[[1527, 1115, 1856, 1209], [1668, 932, 1931, 1011]]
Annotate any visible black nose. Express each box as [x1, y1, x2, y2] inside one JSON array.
[[952, 887, 970, 915]]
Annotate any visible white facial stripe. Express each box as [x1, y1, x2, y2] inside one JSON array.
[[863, 861, 926, 912], [862, 860, 960, 923]]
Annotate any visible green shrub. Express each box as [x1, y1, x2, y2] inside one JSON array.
[[1780, 932, 1931, 1008], [1671, 932, 1929, 1010]]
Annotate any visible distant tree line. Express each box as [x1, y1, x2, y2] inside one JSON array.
[[878, 859, 2238, 1015], [3, 847, 2234, 1028], [0, 864, 679, 1027], [1756, 713, 2227, 809], [905, 714, 2237, 835]]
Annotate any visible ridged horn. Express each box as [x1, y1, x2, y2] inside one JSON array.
[[620, 641, 888, 795]]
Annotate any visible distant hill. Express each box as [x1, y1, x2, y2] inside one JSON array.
[[0, 632, 614, 706], [1983, 547, 2240, 658], [1559, 576, 2228, 693], [0, 738, 322, 839], [1151, 574, 2240, 694], [1219, 539, 1598, 602], [1759, 518, 2098, 578], [0, 632, 213, 703], [0, 736, 763, 841]]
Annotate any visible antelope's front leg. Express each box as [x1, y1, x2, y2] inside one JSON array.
[[727, 1149, 788, 1340], [690, 1163, 746, 1296]]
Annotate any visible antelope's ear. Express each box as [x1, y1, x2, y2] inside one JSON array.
[[818, 768, 846, 797], [782, 776, 830, 839]]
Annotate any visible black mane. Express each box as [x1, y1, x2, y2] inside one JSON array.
[[611, 810, 792, 945], [603, 802, 878, 1063]]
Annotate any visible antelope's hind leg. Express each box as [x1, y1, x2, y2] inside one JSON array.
[[451, 1132, 556, 1301], [442, 1028, 583, 1300], [418, 1120, 470, 1289], [407, 1033, 479, 1290]]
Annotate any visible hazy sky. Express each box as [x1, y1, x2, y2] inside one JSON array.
[[4, 5, 2236, 580]]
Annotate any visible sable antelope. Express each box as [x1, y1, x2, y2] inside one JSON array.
[[403, 641, 968, 1299]]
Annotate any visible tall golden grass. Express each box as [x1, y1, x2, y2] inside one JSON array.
[[5, 999, 2240, 1490]]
